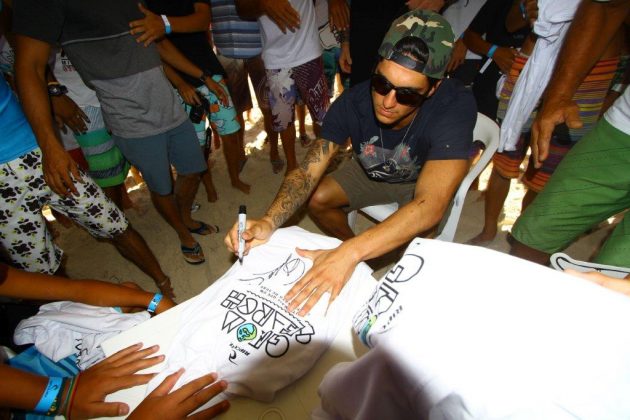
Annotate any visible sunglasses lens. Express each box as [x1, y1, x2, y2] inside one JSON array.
[[396, 90, 424, 107], [371, 74, 392, 96], [371, 73, 425, 107]]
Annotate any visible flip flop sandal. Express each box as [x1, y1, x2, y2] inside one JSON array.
[[270, 158, 285, 174], [188, 221, 219, 235], [181, 242, 205, 265]]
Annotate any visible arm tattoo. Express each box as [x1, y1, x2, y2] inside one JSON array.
[[265, 139, 337, 229]]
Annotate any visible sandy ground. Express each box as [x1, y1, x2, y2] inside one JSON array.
[[54, 107, 615, 302]]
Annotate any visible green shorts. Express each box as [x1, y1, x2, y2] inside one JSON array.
[[512, 118, 630, 266], [74, 106, 130, 188]]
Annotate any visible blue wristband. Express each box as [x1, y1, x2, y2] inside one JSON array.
[[161, 15, 172, 35], [487, 44, 498, 58], [147, 293, 163, 313], [34, 377, 63, 413]]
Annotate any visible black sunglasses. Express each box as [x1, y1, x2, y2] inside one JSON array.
[[371, 73, 427, 107]]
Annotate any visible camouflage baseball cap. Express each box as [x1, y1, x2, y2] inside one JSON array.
[[378, 10, 455, 79]]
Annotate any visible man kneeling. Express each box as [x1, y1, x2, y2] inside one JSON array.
[[226, 10, 476, 315]]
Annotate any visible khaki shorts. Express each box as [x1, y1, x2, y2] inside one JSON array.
[[329, 157, 416, 212]]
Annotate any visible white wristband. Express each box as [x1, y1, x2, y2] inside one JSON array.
[[161, 14, 171, 34]]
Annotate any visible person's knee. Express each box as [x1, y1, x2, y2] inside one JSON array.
[[308, 181, 345, 213]]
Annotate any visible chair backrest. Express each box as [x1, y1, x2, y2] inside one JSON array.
[[348, 112, 500, 243]]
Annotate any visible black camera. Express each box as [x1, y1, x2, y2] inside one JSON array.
[[189, 96, 211, 124]]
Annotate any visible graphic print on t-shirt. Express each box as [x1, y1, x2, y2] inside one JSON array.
[[220, 254, 315, 363], [358, 135, 419, 183], [147, 227, 375, 402]]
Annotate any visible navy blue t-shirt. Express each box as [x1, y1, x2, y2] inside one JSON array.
[[321, 78, 476, 184]]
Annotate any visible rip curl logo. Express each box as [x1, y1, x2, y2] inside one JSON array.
[[221, 288, 315, 360], [353, 252, 425, 346], [237, 323, 257, 342]]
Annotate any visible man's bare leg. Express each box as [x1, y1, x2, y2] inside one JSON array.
[[469, 169, 511, 244], [510, 239, 550, 265], [308, 176, 355, 240], [110, 226, 174, 298], [221, 132, 250, 194], [280, 125, 298, 173], [150, 186, 199, 251]]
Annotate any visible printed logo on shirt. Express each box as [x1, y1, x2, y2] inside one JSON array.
[[353, 252, 425, 346]]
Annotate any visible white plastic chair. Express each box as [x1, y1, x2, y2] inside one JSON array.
[[347, 112, 500, 242]]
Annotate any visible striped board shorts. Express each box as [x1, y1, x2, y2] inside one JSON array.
[[493, 54, 620, 193], [74, 105, 130, 188]]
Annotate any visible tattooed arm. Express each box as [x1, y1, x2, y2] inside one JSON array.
[[225, 139, 340, 254]]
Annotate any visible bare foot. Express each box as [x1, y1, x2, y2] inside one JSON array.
[[204, 185, 218, 202], [466, 230, 497, 246], [232, 180, 251, 194]]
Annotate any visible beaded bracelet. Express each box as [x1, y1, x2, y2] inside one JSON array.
[[34, 377, 63, 414], [66, 373, 81, 420], [59, 375, 77, 416], [147, 293, 163, 313]]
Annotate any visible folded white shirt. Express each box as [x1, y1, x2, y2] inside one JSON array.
[[14, 301, 149, 369]]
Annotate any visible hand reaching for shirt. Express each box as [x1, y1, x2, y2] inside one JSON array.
[[284, 244, 360, 316], [129, 3, 166, 47], [69, 343, 164, 419], [128, 370, 230, 419], [328, 0, 349, 32], [176, 82, 202, 107]]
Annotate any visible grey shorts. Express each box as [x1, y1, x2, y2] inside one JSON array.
[[329, 157, 416, 212], [113, 121, 206, 195]]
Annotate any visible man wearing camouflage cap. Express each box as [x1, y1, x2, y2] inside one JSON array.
[[225, 10, 477, 314]]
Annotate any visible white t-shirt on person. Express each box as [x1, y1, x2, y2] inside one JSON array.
[[604, 86, 630, 135], [259, 0, 322, 69], [147, 226, 374, 402]]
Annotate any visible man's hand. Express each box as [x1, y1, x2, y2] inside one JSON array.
[[225, 218, 274, 257], [42, 144, 83, 196], [70, 343, 164, 419], [328, 0, 349, 32], [205, 78, 229, 107], [128, 370, 230, 419], [50, 95, 90, 135], [492, 46, 517, 74], [284, 244, 359, 316], [261, 0, 300, 33], [129, 3, 166, 47], [339, 41, 352, 74], [530, 97, 581, 167], [446, 38, 467, 73], [176, 82, 201, 107], [565, 269, 630, 297]]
